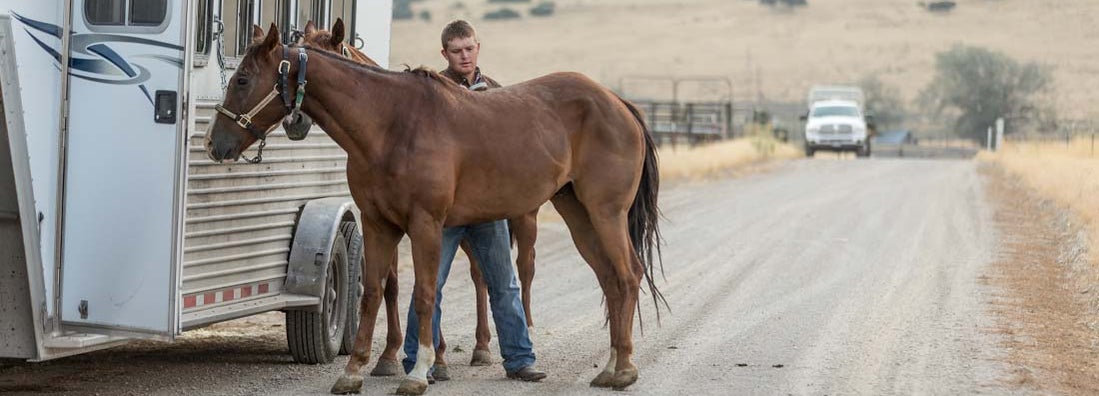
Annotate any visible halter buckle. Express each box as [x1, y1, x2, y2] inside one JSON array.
[[278, 59, 291, 75], [235, 114, 254, 130]]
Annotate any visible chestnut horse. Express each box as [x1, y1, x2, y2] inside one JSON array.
[[205, 24, 662, 395], [297, 19, 540, 376]]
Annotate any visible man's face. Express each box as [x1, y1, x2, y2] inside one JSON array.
[[442, 36, 480, 76]]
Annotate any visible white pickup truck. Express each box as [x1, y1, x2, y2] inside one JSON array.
[[802, 86, 874, 158]]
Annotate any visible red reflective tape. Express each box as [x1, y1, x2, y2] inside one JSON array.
[[222, 290, 235, 302], [258, 283, 269, 294], [183, 295, 197, 309], [204, 292, 217, 305], [241, 285, 253, 298]]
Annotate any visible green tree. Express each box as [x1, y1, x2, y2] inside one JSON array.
[[918, 45, 1053, 141], [858, 74, 906, 130]]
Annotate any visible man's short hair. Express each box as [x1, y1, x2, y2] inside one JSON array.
[[441, 20, 477, 49]]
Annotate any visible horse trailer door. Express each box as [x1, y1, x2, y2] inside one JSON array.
[[58, 0, 189, 337]]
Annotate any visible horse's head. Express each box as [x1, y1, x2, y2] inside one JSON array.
[[301, 19, 344, 54], [301, 18, 379, 67], [205, 23, 292, 162]]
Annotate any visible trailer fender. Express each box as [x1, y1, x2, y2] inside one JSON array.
[[284, 197, 356, 310]]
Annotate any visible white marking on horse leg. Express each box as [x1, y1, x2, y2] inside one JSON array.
[[407, 343, 435, 383], [602, 348, 617, 374]]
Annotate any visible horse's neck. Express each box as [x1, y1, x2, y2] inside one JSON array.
[[299, 52, 408, 163]]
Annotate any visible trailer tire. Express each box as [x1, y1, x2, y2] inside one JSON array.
[[287, 232, 349, 364], [338, 221, 363, 355]]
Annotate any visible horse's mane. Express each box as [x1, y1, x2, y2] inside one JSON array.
[[403, 65, 459, 87], [302, 46, 461, 89]]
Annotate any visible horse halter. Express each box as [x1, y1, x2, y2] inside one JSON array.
[[214, 45, 309, 163]]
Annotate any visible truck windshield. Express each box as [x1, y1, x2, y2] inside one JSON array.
[[811, 106, 860, 118]]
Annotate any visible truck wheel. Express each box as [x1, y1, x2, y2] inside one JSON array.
[[857, 142, 872, 158], [805, 146, 816, 157], [338, 221, 363, 355], [287, 232, 349, 364]]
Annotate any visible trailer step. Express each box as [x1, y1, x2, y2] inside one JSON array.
[[42, 333, 127, 349]]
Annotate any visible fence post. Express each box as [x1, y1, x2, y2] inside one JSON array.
[[986, 127, 992, 151], [725, 101, 733, 140], [685, 103, 694, 146]]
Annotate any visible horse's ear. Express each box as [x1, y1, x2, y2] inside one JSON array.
[[330, 18, 345, 46], [304, 20, 317, 36], [251, 24, 264, 42], [259, 23, 280, 54]]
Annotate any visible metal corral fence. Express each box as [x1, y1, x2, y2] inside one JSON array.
[[628, 100, 733, 146], [619, 75, 740, 147]]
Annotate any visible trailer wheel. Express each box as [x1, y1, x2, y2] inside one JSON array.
[[287, 232, 349, 364], [338, 221, 363, 355]]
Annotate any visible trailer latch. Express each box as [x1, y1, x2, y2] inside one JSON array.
[[154, 90, 177, 124]]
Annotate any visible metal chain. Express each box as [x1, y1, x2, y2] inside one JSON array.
[[242, 138, 266, 164], [213, 17, 228, 91]]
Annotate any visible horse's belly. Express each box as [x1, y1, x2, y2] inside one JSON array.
[[445, 175, 563, 227]]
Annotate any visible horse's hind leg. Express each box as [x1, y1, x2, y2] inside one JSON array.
[[584, 208, 642, 390], [464, 241, 494, 366], [370, 252, 403, 377], [550, 191, 627, 389], [332, 223, 402, 394], [511, 211, 539, 332]]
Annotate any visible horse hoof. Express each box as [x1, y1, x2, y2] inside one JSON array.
[[433, 364, 451, 381], [370, 359, 401, 377], [589, 370, 615, 388], [330, 375, 364, 394], [395, 378, 429, 395], [611, 368, 639, 391], [470, 349, 493, 366]]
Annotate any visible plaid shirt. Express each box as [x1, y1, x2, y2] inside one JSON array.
[[441, 67, 501, 91]]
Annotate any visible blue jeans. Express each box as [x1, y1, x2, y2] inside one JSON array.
[[402, 220, 536, 373]]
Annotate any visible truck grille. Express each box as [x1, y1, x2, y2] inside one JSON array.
[[820, 124, 853, 134]]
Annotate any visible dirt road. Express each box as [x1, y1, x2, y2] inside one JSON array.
[[1, 159, 1018, 395]]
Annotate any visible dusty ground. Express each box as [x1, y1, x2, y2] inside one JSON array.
[[391, 0, 1099, 118], [982, 164, 1099, 395], [1, 159, 1036, 395]]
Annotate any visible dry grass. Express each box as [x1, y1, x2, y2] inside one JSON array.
[[979, 139, 1099, 265], [657, 136, 801, 181]]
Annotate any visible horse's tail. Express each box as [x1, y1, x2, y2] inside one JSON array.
[[617, 96, 668, 322]]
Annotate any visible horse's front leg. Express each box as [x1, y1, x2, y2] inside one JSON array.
[[396, 214, 444, 396], [331, 221, 402, 394]]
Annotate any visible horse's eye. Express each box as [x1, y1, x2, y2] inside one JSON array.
[[236, 77, 248, 85]]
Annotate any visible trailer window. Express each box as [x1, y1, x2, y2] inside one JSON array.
[[85, 0, 168, 28], [237, 0, 263, 56], [85, 0, 125, 26], [311, 0, 331, 28], [195, 0, 212, 54], [130, 0, 168, 26]]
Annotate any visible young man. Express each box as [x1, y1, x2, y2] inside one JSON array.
[[401, 19, 546, 383]]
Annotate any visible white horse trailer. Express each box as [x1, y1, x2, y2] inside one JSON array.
[[0, 0, 392, 363]]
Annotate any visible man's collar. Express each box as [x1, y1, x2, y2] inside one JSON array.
[[445, 67, 482, 87]]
